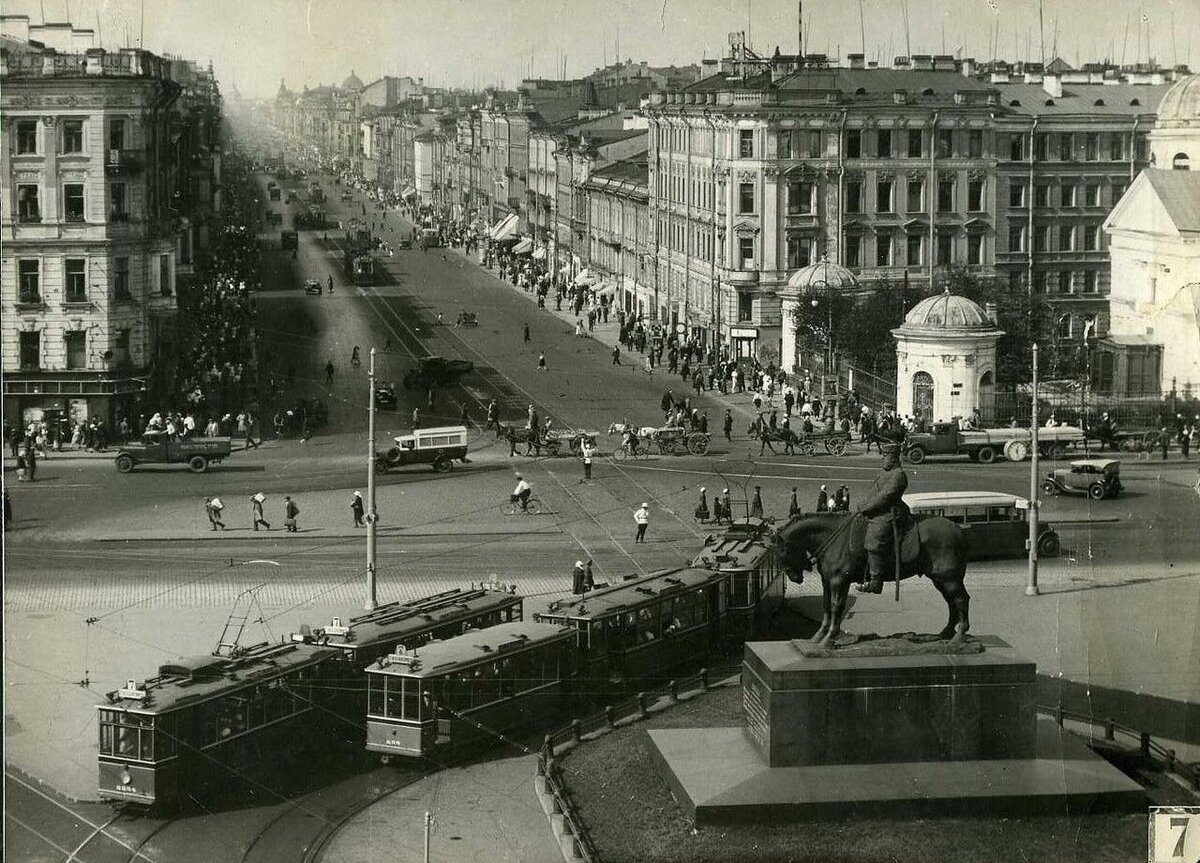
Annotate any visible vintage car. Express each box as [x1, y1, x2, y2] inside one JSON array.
[[402, 356, 474, 391], [375, 383, 397, 409], [303, 279, 322, 295], [114, 436, 232, 474], [341, 189, 355, 202], [1041, 458, 1124, 500], [378, 425, 469, 474], [904, 491, 1060, 559]]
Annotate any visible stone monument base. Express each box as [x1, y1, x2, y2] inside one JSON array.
[[648, 718, 1145, 824]]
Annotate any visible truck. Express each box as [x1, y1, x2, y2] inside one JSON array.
[[902, 421, 1084, 465], [113, 436, 233, 474]]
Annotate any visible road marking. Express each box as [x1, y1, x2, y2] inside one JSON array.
[[607, 461, 875, 483], [5, 811, 75, 858]]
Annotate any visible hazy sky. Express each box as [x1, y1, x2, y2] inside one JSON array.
[[12, 0, 1199, 97]]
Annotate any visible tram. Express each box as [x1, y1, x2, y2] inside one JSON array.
[[365, 622, 576, 759], [97, 642, 338, 807], [692, 517, 787, 643]]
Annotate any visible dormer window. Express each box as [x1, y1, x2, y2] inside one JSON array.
[[1130, 98, 1141, 106]]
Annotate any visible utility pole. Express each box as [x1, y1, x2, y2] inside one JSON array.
[[423, 811, 434, 863], [366, 347, 378, 611], [1026, 342, 1040, 597]]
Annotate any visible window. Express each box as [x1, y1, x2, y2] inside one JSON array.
[[1109, 134, 1126, 161], [737, 291, 753, 321], [1135, 135, 1150, 161], [1061, 183, 1077, 207], [1059, 270, 1074, 293], [1085, 133, 1099, 161], [906, 180, 924, 212], [1059, 225, 1075, 250], [1084, 184, 1099, 207], [968, 129, 983, 158], [1084, 225, 1100, 250], [739, 129, 754, 158], [1034, 225, 1050, 252], [16, 120, 38, 154], [1008, 181, 1026, 207], [876, 129, 892, 157], [62, 120, 84, 154], [1081, 271, 1099, 293], [968, 179, 985, 212], [788, 180, 813, 215], [937, 180, 955, 212], [875, 232, 892, 266], [1172, 152, 1191, 171], [875, 179, 894, 213], [64, 183, 85, 221], [109, 118, 126, 151], [844, 234, 862, 267], [65, 331, 86, 370], [846, 128, 862, 158], [845, 181, 862, 213], [19, 331, 40, 369], [114, 256, 131, 299], [1008, 223, 1026, 253], [906, 233, 923, 265], [17, 184, 41, 222], [1008, 133, 1025, 161], [1111, 180, 1127, 203], [798, 130, 821, 158], [1057, 133, 1073, 161], [159, 254, 172, 296], [110, 182, 128, 220], [18, 259, 41, 303], [936, 128, 953, 158], [65, 258, 87, 302], [967, 233, 983, 265], [114, 329, 131, 365], [787, 235, 813, 268], [1057, 314, 1075, 339], [907, 129, 923, 158], [936, 233, 953, 265], [738, 182, 755, 214], [738, 237, 755, 269], [1033, 271, 1047, 293], [1034, 184, 1050, 207], [777, 131, 792, 159], [1034, 133, 1049, 160]]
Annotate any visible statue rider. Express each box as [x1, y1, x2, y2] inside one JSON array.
[[856, 443, 909, 594]]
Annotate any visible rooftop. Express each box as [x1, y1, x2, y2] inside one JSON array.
[[539, 567, 722, 620], [992, 81, 1173, 116], [367, 621, 573, 678], [1142, 169, 1200, 233]]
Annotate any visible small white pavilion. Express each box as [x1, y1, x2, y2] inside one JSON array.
[[892, 291, 1004, 424], [779, 258, 859, 375]]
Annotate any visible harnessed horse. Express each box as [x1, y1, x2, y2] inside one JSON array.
[[777, 513, 971, 648]]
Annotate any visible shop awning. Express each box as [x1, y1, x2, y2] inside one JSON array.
[[597, 283, 618, 297], [490, 213, 519, 241], [532, 247, 547, 260], [401, 185, 417, 198], [574, 268, 599, 287], [513, 237, 534, 255]]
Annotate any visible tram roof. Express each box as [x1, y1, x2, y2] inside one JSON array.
[[99, 642, 340, 714], [366, 621, 573, 678], [692, 518, 778, 570], [904, 491, 1029, 509], [296, 586, 522, 654], [538, 567, 723, 622]]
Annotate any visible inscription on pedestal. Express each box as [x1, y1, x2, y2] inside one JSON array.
[[743, 675, 769, 751]]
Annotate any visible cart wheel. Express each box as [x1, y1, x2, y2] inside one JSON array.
[[188, 456, 208, 474], [799, 442, 816, 457], [1041, 480, 1058, 496], [433, 456, 452, 473], [1037, 532, 1061, 557], [1141, 431, 1159, 451], [115, 454, 134, 473], [688, 435, 710, 456], [613, 447, 629, 461], [386, 446, 403, 465], [1087, 482, 1106, 500], [375, 456, 390, 473], [826, 436, 848, 457], [672, 440, 688, 456]]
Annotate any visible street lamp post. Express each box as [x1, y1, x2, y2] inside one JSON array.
[[1027, 342, 1040, 597]]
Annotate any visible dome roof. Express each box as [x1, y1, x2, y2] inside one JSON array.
[[341, 70, 365, 92], [782, 258, 858, 295], [1156, 75, 1200, 127], [902, 290, 992, 330]]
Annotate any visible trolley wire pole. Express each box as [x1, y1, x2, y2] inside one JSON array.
[[366, 347, 378, 611], [1027, 342, 1040, 596], [423, 810, 434, 863]]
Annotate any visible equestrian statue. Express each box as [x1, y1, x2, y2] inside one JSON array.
[[777, 443, 971, 649]]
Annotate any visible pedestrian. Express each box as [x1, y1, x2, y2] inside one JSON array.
[[719, 488, 732, 525], [2, 487, 11, 528], [612, 345, 621, 366], [634, 502, 650, 543], [750, 485, 764, 519], [816, 484, 829, 512], [788, 487, 801, 517], [284, 495, 300, 532], [1160, 427, 1171, 461], [537, 352, 547, 371], [204, 497, 223, 531], [523, 322, 530, 345], [351, 491, 366, 527], [723, 409, 733, 442], [581, 440, 595, 480], [412, 407, 420, 430], [839, 484, 852, 511], [23, 443, 36, 482], [572, 560, 586, 595], [251, 492, 271, 531], [585, 560, 595, 591], [486, 399, 499, 433], [644, 355, 653, 376], [1178, 424, 1192, 460], [210, 496, 226, 529], [245, 412, 260, 449], [695, 486, 710, 522], [325, 359, 335, 386]]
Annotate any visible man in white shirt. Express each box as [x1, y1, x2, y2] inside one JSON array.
[[634, 502, 650, 543], [511, 475, 532, 511]]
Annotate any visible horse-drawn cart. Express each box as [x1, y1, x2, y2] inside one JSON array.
[[758, 426, 851, 456]]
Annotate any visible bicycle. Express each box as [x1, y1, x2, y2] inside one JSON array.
[[501, 496, 543, 515], [612, 443, 650, 461]]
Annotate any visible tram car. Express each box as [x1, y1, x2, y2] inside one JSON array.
[[365, 622, 576, 759], [691, 517, 787, 643], [535, 567, 726, 689], [97, 642, 338, 808]]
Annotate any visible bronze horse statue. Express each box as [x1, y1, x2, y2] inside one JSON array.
[[777, 512, 971, 648]]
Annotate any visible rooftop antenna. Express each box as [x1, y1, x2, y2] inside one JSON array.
[[1121, 14, 1130, 66], [616, 25, 620, 64], [1038, 0, 1045, 66], [857, 0, 865, 56], [941, 19, 946, 55], [96, 9, 102, 48], [139, 0, 144, 48], [748, 0, 752, 51], [901, 0, 912, 60], [1052, 17, 1058, 63]]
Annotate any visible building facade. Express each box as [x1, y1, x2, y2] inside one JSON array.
[[582, 153, 652, 316]]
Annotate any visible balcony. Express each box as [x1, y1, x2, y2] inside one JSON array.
[[105, 149, 143, 173]]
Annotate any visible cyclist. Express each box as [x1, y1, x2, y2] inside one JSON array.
[[510, 474, 532, 512], [622, 428, 640, 458], [351, 346, 361, 366]]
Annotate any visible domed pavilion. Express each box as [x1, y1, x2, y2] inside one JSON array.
[[779, 258, 858, 375], [891, 290, 1004, 425], [1150, 74, 1200, 170]]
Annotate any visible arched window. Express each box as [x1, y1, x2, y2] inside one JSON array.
[[1057, 314, 1075, 340], [912, 371, 935, 424], [977, 370, 996, 424], [1173, 152, 1191, 171]]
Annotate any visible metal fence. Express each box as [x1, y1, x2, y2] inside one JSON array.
[[984, 384, 1200, 432]]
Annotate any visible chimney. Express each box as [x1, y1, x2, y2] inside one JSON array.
[[848, 52, 865, 69], [911, 54, 934, 71], [70, 27, 95, 52], [984, 302, 998, 325], [1, 14, 31, 42], [1042, 73, 1062, 99], [960, 57, 975, 78], [893, 55, 911, 69]]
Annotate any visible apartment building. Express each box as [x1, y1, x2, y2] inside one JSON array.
[[582, 153, 652, 316]]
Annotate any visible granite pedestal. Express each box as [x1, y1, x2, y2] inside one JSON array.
[[650, 637, 1145, 824]]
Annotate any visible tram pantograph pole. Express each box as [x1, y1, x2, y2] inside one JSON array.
[[1026, 342, 1040, 597], [366, 347, 378, 611]]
